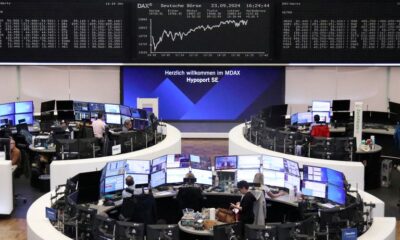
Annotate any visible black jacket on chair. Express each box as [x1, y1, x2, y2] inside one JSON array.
[[176, 186, 203, 212]]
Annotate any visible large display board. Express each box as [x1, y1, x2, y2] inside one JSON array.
[[2, 0, 400, 63], [121, 66, 285, 121]]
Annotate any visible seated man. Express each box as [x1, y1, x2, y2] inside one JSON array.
[[176, 172, 203, 212], [122, 119, 132, 133], [10, 138, 21, 166], [122, 175, 141, 198], [311, 114, 330, 137]]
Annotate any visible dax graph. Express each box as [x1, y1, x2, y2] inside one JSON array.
[[135, 2, 272, 62]]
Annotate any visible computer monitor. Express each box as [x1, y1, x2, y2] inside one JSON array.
[[89, 102, 105, 112], [303, 165, 344, 187], [284, 159, 300, 177], [105, 160, 126, 177], [137, 109, 147, 119], [73, 101, 89, 112], [237, 155, 261, 169], [93, 215, 116, 240], [105, 104, 121, 114], [312, 100, 331, 112], [213, 223, 242, 240], [237, 168, 260, 183], [284, 174, 301, 191], [146, 224, 179, 240], [263, 169, 285, 188], [0, 115, 13, 126], [327, 184, 346, 205], [150, 169, 166, 188], [77, 170, 101, 204], [332, 100, 350, 112], [166, 154, 190, 168], [120, 105, 131, 116], [290, 113, 298, 125], [312, 111, 331, 123], [297, 112, 313, 124], [190, 155, 211, 170], [126, 160, 151, 174], [331, 112, 351, 124], [152, 155, 167, 173], [245, 224, 277, 240], [74, 111, 91, 121], [215, 155, 237, 170], [14, 113, 33, 125], [115, 221, 145, 240], [389, 101, 400, 115], [15, 101, 33, 114], [125, 173, 149, 186], [166, 168, 189, 184], [301, 180, 326, 198], [130, 108, 141, 118], [191, 169, 212, 185], [104, 174, 125, 194], [57, 110, 75, 121], [0, 103, 15, 116], [262, 155, 284, 172], [106, 114, 122, 125], [41, 100, 56, 112], [56, 100, 73, 111]]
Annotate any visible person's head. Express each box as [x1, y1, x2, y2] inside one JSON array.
[[124, 118, 132, 129], [9, 137, 16, 151], [314, 114, 320, 123], [253, 173, 264, 185], [125, 175, 134, 187], [184, 172, 196, 184], [237, 180, 249, 194], [97, 112, 104, 120]]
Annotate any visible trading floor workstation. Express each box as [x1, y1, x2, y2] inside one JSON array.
[[0, 99, 169, 215], [30, 154, 389, 240]]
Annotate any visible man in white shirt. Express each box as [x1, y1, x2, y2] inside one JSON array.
[[92, 112, 106, 140]]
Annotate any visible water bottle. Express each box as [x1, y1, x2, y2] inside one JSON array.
[[370, 135, 375, 149]]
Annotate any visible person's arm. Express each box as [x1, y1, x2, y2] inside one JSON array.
[[266, 190, 286, 199], [10, 149, 21, 166]]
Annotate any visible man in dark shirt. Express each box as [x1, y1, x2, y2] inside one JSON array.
[[231, 180, 256, 224]]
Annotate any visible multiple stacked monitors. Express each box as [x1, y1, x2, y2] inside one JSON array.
[[104, 104, 120, 114], [301, 180, 326, 199], [262, 156, 300, 190], [302, 165, 346, 204], [0, 101, 34, 126], [190, 169, 212, 185]]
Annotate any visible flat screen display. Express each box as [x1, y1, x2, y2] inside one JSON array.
[[284, 159, 300, 177], [106, 114, 121, 125], [122, 67, 285, 121], [152, 155, 167, 173], [105, 104, 121, 114], [166, 168, 189, 184], [284, 174, 301, 191], [131, 108, 141, 118], [56, 100, 73, 111], [312, 111, 331, 123], [166, 154, 190, 168], [15, 101, 33, 114], [126, 160, 151, 174], [105, 160, 126, 177], [263, 169, 285, 188], [151, 169, 166, 188], [297, 112, 313, 124], [312, 101, 331, 112], [125, 173, 149, 186], [0, 115, 14, 126], [303, 165, 344, 187], [191, 169, 212, 185], [89, 103, 105, 112], [237, 168, 260, 183], [73, 101, 89, 112], [15, 113, 34, 125], [237, 155, 261, 169], [332, 100, 350, 112], [327, 184, 346, 205], [290, 113, 298, 125], [120, 105, 131, 116], [0, 103, 15, 116], [301, 180, 326, 199], [104, 175, 124, 194], [262, 155, 284, 172], [215, 156, 237, 170]]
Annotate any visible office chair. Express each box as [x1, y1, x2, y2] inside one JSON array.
[[131, 193, 157, 225], [176, 186, 203, 213], [311, 124, 330, 138]]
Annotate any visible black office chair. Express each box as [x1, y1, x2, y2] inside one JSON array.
[[131, 193, 157, 225], [176, 186, 203, 213], [120, 195, 137, 221]]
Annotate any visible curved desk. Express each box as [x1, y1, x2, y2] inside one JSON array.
[[27, 188, 394, 240], [229, 123, 365, 190], [50, 123, 181, 189], [178, 221, 214, 237]]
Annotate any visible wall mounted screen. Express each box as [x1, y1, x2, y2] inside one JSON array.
[[122, 66, 285, 121]]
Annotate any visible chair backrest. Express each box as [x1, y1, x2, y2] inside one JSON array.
[[131, 194, 157, 225], [311, 125, 330, 138], [120, 196, 137, 220], [177, 187, 203, 212]]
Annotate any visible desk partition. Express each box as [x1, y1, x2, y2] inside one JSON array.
[[0, 161, 13, 214]]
